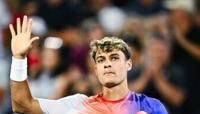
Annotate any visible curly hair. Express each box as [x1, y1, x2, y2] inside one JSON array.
[[90, 36, 131, 61]]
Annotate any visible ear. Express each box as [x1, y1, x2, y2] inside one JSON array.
[[126, 59, 132, 71]]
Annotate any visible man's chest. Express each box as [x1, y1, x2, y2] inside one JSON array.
[[70, 100, 144, 114]]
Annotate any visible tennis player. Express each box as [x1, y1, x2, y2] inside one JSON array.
[[9, 16, 167, 114]]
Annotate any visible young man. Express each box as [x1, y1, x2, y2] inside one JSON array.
[[9, 16, 167, 114]]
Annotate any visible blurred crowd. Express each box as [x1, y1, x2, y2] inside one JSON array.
[[0, 0, 200, 114]]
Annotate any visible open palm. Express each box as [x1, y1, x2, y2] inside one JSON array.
[[9, 16, 39, 59]]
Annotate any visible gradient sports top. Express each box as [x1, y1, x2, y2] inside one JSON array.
[[38, 92, 168, 114]]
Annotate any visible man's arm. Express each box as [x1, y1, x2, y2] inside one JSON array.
[[9, 16, 42, 114], [174, 26, 200, 60], [11, 80, 42, 114], [152, 71, 185, 107], [128, 69, 151, 92]]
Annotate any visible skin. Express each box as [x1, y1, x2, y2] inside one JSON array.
[[95, 50, 132, 100], [10, 16, 42, 114], [171, 10, 200, 60], [9, 16, 132, 113]]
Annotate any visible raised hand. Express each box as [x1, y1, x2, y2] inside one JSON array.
[[9, 16, 39, 59]]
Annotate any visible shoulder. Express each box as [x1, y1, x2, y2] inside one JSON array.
[[38, 94, 89, 114], [58, 93, 88, 101], [57, 93, 88, 105], [133, 93, 168, 114]]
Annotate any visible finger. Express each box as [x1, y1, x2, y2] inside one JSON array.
[[22, 15, 27, 33], [17, 18, 21, 34], [27, 18, 32, 34], [9, 24, 16, 38], [29, 37, 39, 45]]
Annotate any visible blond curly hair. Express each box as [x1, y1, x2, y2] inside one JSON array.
[[90, 36, 131, 61]]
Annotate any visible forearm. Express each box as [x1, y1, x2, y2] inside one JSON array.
[[129, 73, 150, 92], [11, 80, 35, 113], [153, 74, 185, 107], [10, 57, 36, 113], [176, 36, 200, 60]]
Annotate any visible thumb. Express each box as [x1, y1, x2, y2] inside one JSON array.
[[29, 37, 39, 45]]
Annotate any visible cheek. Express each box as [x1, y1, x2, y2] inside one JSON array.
[[114, 62, 127, 75], [95, 65, 106, 84], [95, 64, 104, 75]]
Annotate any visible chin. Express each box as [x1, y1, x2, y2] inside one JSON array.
[[104, 82, 118, 88]]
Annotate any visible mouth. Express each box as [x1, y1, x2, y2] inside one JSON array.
[[104, 72, 115, 76]]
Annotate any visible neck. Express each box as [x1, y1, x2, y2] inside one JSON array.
[[102, 79, 129, 101]]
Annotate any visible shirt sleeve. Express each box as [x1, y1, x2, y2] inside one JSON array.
[[37, 94, 88, 114], [151, 98, 168, 114]]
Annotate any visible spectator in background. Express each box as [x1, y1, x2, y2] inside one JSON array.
[[0, 0, 12, 114], [165, 0, 200, 113], [37, 0, 68, 30], [27, 40, 41, 79], [124, 0, 166, 16], [81, 18, 105, 42], [121, 17, 145, 44], [84, 0, 111, 17], [21, 0, 48, 37], [21, 0, 38, 16], [122, 34, 143, 68], [29, 37, 63, 98], [0, 0, 11, 28], [67, 76, 94, 96], [98, 6, 127, 35], [37, 0, 87, 31], [51, 64, 86, 99], [128, 34, 186, 114]]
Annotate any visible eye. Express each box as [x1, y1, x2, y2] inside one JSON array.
[[111, 56, 119, 61], [97, 59, 104, 63]]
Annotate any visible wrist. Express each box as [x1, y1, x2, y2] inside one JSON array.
[[13, 55, 26, 59], [10, 57, 28, 81]]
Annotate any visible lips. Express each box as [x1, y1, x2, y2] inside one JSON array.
[[104, 71, 115, 75]]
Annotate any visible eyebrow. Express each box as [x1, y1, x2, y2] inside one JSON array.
[[110, 53, 119, 57], [95, 53, 120, 60]]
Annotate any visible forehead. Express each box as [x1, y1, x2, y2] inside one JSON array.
[[95, 49, 125, 58]]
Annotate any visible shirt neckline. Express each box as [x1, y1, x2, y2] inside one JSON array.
[[97, 91, 133, 103]]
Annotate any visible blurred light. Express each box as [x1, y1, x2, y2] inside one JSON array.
[[44, 37, 63, 49], [32, 16, 47, 37], [98, 6, 126, 34], [164, 0, 195, 13]]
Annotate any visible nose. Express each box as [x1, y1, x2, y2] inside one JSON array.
[[104, 60, 112, 68]]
